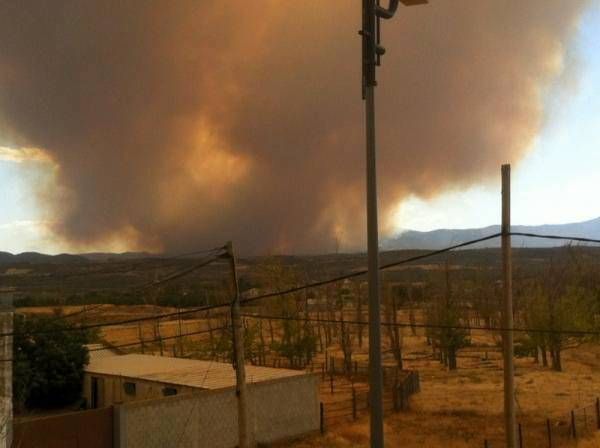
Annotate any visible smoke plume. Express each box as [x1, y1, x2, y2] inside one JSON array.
[[0, 1, 590, 254]]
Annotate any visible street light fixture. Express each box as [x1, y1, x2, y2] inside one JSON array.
[[377, 0, 428, 19], [360, 1, 427, 447]]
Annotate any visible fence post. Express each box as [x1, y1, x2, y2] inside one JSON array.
[[518, 423, 523, 448], [330, 375, 334, 394], [571, 410, 576, 439], [596, 397, 600, 430], [320, 402, 325, 435], [393, 386, 398, 412], [352, 387, 357, 420], [399, 387, 405, 411], [227, 242, 250, 448], [546, 418, 552, 448]]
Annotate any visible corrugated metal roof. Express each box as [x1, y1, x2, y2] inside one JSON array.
[[85, 354, 308, 390]]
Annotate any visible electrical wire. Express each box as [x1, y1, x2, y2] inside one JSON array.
[[11, 245, 227, 283], [240, 312, 600, 337], [241, 233, 502, 306], [510, 232, 600, 245], [11, 250, 226, 295], [6, 231, 600, 339], [89, 325, 229, 353], [2, 301, 231, 338], [0, 325, 229, 363], [38, 303, 108, 323]]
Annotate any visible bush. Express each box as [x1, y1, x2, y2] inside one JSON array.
[[13, 315, 91, 411]]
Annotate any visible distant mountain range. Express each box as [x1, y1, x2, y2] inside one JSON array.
[[1, 217, 599, 264], [0, 251, 88, 265], [0, 251, 154, 265], [382, 217, 600, 250]]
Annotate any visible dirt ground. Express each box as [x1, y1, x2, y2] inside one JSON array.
[[289, 331, 600, 448]]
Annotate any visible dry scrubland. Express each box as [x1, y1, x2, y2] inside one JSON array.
[[288, 334, 600, 448], [20, 305, 600, 447]]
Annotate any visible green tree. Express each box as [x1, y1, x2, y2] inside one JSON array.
[[520, 248, 600, 371], [425, 263, 470, 370], [13, 315, 91, 411]]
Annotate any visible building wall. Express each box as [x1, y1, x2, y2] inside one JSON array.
[[116, 374, 319, 448], [14, 407, 113, 448], [83, 373, 196, 408], [250, 374, 320, 444], [0, 290, 13, 448]]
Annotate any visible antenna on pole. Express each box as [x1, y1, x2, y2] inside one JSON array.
[[361, 0, 428, 98]]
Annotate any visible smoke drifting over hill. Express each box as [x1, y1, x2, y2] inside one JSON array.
[[0, 1, 590, 254]]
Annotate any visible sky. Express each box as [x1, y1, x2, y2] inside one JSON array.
[[0, 3, 599, 254], [393, 3, 600, 233]]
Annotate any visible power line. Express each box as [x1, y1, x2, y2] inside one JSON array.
[[7, 231, 600, 338], [240, 231, 600, 308], [240, 312, 600, 337], [38, 303, 108, 323], [10, 251, 227, 327], [3, 252, 232, 338], [90, 325, 229, 353], [12, 233, 503, 335], [166, 246, 227, 259], [510, 232, 600, 245], [241, 233, 502, 306], [138, 253, 226, 290], [1, 325, 229, 363], [11, 250, 226, 295], [9, 231, 600, 295], [3, 301, 231, 338], [13, 246, 228, 285]]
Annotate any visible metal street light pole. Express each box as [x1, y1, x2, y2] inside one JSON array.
[[360, 2, 428, 447]]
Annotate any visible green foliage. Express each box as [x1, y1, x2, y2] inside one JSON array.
[[13, 315, 90, 411], [519, 249, 600, 370], [426, 302, 470, 352], [424, 265, 470, 370], [271, 319, 317, 367]]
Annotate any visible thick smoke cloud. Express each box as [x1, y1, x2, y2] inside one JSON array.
[[0, 1, 590, 254]]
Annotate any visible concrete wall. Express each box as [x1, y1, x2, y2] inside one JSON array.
[[116, 374, 319, 447], [249, 374, 320, 444], [84, 373, 196, 408]]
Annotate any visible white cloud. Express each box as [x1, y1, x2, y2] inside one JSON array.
[[0, 146, 52, 164], [0, 219, 62, 254], [0, 220, 52, 230]]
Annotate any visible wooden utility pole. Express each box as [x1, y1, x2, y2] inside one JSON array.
[[0, 288, 14, 448], [227, 241, 250, 448], [502, 164, 517, 447]]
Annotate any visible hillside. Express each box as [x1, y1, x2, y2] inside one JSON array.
[[383, 217, 600, 250]]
